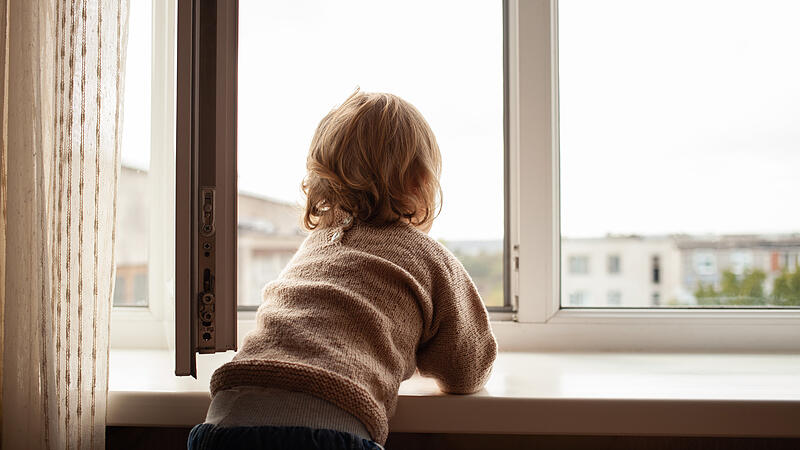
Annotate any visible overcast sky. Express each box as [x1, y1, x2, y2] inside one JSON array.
[[122, 0, 799, 241], [559, 0, 800, 238]]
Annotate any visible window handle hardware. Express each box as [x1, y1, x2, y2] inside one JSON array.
[[512, 244, 520, 313]]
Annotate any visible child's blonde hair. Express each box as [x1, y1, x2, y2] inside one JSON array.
[[302, 90, 442, 230]]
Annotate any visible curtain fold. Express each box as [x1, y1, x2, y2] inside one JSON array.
[[1, 0, 129, 448]]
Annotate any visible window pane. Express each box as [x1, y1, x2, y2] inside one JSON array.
[[237, 0, 504, 308], [559, 0, 800, 308], [114, 0, 152, 308], [113, 276, 127, 306], [133, 273, 149, 306]]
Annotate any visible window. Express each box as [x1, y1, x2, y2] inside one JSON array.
[[114, 0, 152, 309], [568, 256, 589, 275], [508, 0, 799, 350], [607, 255, 620, 275], [779, 252, 797, 271], [557, 0, 800, 309], [111, 0, 176, 351], [730, 251, 753, 276], [694, 252, 716, 277], [112, 266, 150, 307], [111, 0, 800, 356], [113, 277, 127, 306], [236, 0, 505, 309], [568, 291, 586, 306], [133, 273, 149, 304]]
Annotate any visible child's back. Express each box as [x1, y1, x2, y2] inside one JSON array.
[[189, 91, 497, 449]]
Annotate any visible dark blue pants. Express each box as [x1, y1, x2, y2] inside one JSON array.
[[187, 423, 384, 450]]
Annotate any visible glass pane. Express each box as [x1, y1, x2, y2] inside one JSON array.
[[559, 0, 800, 308], [113, 276, 127, 306], [237, 0, 504, 308], [133, 273, 149, 305], [114, 0, 152, 308]]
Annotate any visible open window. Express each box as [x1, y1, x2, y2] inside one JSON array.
[[175, 0, 238, 376], [111, 0, 800, 369], [233, 0, 509, 313], [172, 0, 512, 374]]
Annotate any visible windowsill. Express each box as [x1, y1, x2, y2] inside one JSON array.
[[108, 350, 800, 437]]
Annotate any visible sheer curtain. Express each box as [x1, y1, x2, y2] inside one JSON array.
[[1, 0, 129, 448]]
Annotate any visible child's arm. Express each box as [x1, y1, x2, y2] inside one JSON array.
[[416, 264, 497, 394]]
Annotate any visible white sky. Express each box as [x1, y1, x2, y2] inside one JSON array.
[[559, 0, 800, 237], [122, 0, 800, 241], [121, 0, 151, 171], [236, 0, 503, 241]]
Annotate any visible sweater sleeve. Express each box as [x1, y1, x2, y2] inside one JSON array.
[[416, 255, 498, 394]]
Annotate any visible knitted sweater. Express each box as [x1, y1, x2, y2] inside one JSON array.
[[209, 215, 498, 444]]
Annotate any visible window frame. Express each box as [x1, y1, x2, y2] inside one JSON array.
[[505, 0, 800, 351], [111, 0, 175, 350], [113, 0, 800, 353]]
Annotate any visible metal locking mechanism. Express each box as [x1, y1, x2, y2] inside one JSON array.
[[198, 187, 217, 351]]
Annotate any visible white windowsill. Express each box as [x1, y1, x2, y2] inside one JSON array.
[[108, 350, 800, 437]]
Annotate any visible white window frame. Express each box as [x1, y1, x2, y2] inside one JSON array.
[[111, 0, 175, 350], [504, 0, 800, 351], [113, 0, 800, 353]]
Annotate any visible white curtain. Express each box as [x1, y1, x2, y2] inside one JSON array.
[[1, 0, 129, 448]]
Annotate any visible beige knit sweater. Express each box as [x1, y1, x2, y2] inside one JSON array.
[[209, 214, 497, 444]]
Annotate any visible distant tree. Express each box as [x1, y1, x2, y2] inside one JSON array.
[[772, 267, 800, 306], [694, 269, 766, 306], [694, 283, 717, 301], [445, 245, 504, 308], [485, 285, 504, 308], [719, 271, 740, 296], [731, 269, 765, 298]]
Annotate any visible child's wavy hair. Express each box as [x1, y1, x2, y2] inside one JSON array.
[[302, 90, 442, 230]]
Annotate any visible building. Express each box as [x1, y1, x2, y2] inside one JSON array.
[[562, 234, 800, 307], [675, 234, 800, 297], [117, 166, 800, 309], [114, 166, 149, 306], [561, 236, 682, 307], [115, 165, 307, 308], [237, 192, 307, 308]]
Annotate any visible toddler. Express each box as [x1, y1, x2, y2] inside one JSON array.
[[188, 91, 497, 449]]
